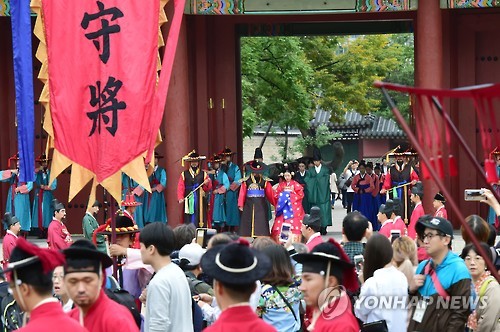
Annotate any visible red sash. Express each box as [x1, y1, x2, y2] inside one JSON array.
[[425, 261, 449, 299]]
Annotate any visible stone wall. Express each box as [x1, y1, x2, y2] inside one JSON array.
[[242, 135, 302, 163]]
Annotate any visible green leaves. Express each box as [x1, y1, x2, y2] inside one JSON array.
[[241, 33, 414, 140]]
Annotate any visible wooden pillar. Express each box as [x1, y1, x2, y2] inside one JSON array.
[[163, 15, 191, 228], [415, 1, 443, 215]]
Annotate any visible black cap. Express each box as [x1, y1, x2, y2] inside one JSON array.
[[253, 148, 263, 160], [201, 239, 271, 285], [302, 206, 321, 229], [416, 215, 454, 239], [92, 200, 101, 208], [434, 192, 446, 202], [312, 147, 322, 161], [293, 239, 358, 293], [3, 213, 19, 228], [52, 199, 65, 212], [63, 239, 113, 274], [411, 182, 424, 196], [380, 200, 394, 215]]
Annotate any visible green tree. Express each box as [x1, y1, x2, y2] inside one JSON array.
[[241, 34, 414, 145], [241, 37, 314, 138]]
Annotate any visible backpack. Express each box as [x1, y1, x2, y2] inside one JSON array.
[[104, 288, 142, 329], [0, 293, 23, 332]]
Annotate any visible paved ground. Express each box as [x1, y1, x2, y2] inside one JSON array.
[[0, 199, 494, 259], [324, 199, 495, 255]]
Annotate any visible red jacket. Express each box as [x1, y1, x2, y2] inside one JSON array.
[[204, 305, 276, 332], [311, 296, 359, 332], [378, 220, 393, 238], [392, 216, 407, 237], [408, 202, 425, 240], [18, 300, 87, 332], [2, 231, 18, 267], [306, 233, 323, 252], [47, 220, 73, 250], [69, 290, 138, 332], [434, 206, 448, 220]]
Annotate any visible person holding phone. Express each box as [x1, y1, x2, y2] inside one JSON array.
[[272, 164, 305, 243]]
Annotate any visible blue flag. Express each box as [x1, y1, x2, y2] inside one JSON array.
[[11, 0, 35, 182]]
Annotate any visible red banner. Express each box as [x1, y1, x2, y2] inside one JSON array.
[[42, 0, 159, 182]]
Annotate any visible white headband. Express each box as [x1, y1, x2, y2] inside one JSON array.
[[215, 252, 258, 273]]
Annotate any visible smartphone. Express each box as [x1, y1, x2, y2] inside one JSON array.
[[280, 223, 291, 243], [196, 228, 218, 248], [353, 254, 364, 274], [464, 189, 485, 201], [390, 229, 401, 243]]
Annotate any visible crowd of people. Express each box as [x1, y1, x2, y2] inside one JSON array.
[[0, 146, 499, 331]]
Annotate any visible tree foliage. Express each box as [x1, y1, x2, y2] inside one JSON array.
[[241, 33, 414, 140]]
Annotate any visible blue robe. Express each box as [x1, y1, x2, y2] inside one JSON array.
[[224, 162, 241, 227], [352, 175, 374, 228], [121, 174, 145, 228], [1, 171, 33, 231], [210, 169, 230, 225], [144, 166, 167, 224], [32, 169, 57, 229]]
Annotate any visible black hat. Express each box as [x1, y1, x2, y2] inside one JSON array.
[[220, 147, 236, 156], [245, 160, 268, 174], [278, 163, 295, 177], [201, 238, 271, 285], [5, 238, 65, 286], [63, 239, 113, 273], [3, 213, 19, 228], [92, 200, 101, 208], [312, 147, 322, 161], [434, 192, 446, 202], [254, 148, 263, 160], [366, 161, 373, 169], [52, 199, 65, 212], [98, 215, 139, 235], [416, 215, 454, 239], [181, 150, 206, 166], [411, 182, 424, 196], [302, 206, 321, 229], [378, 203, 393, 216], [293, 239, 359, 293], [374, 163, 381, 171], [359, 160, 366, 167], [296, 156, 312, 166]]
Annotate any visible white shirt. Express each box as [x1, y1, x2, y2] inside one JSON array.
[[345, 169, 359, 193], [355, 266, 408, 332], [315, 164, 322, 174], [6, 230, 18, 238], [145, 263, 194, 332]]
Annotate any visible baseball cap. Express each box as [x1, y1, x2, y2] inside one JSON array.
[[416, 215, 454, 239], [179, 243, 206, 266]]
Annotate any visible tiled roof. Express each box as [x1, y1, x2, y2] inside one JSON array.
[[311, 109, 406, 140]]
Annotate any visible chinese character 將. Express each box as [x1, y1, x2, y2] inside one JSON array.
[[86, 76, 126, 137], [81, 1, 124, 64]]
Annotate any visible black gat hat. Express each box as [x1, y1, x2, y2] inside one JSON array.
[[201, 238, 271, 285]]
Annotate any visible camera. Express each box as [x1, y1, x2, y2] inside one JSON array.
[[196, 228, 217, 248], [353, 254, 364, 274], [280, 223, 291, 243], [390, 229, 401, 243], [464, 189, 485, 201]]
